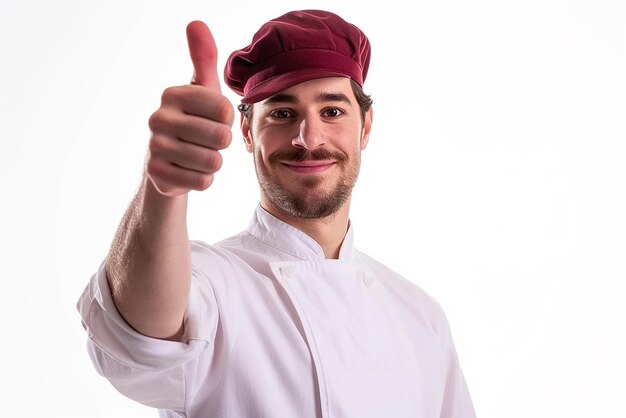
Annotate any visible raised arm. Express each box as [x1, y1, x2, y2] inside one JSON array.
[[105, 21, 234, 341]]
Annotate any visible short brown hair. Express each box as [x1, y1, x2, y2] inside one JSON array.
[[238, 79, 373, 123]]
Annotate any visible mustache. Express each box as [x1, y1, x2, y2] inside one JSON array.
[[268, 148, 347, 164]]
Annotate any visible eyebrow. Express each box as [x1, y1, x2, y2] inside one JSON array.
[[262, 92, 353, 106]]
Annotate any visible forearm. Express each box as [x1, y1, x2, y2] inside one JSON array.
[[105, 175, 191, 341], [102, 23, 231, 342]]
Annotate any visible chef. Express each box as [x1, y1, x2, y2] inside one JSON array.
[[78, 9, 476, 418]]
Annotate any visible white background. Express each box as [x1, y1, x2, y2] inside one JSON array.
[[1, 0, 624, 416]]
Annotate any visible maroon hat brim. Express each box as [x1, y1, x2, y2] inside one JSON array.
[[244, 71, 351, 104], [242, 49, 364, 103]]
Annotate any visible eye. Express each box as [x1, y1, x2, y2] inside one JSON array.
[[270, 109, 294, 119], [322, 108, 343, 118]]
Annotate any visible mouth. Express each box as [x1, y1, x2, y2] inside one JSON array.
[[280, 160, 336, 174]]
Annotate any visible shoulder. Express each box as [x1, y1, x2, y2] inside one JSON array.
[[188, 231, 277, 291], [354, 249, 449, 332], [189, 230, 258, 269], [355, 249, 431, 298]]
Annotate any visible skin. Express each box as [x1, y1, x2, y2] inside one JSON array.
[[242, 78, 372, 258], [105, 21, 372, 342]]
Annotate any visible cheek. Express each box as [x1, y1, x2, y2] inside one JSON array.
[[251, 141, 275, 166], [252, 129, 290, 155], [246, 127, 273, 156]]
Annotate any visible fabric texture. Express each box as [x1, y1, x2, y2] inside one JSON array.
[[78, 206, 476, 417]]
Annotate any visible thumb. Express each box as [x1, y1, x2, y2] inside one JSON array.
[[186, 21, 221, 91]]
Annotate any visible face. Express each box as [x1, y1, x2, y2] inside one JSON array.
[[241, 77, 372, 220]]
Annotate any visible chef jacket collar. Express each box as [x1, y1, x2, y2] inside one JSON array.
[[247, 205, 355, 261]]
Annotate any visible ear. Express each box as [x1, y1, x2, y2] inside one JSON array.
[[240, 113, 254, 153], [360, 107, 373, 150]]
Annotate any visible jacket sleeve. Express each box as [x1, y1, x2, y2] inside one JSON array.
[[76, 256, 220, 412], [431, 299, 477, 418]]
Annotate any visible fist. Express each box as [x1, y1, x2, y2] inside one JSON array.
[[146, 21, 235, 196]]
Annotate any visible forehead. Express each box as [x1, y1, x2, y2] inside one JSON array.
[[255, 77, 356, 106]]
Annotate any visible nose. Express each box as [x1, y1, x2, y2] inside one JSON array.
[[292, 119, 325, 149]]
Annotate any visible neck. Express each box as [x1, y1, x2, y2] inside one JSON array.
[[261, 199, 351, 259]]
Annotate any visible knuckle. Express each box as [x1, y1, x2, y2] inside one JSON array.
[[196, 173, 214, 191], [148, 111, 169, 132], [217, 100, 235, 125], [207, 150, 223, 172], [214, 125, 233, 149], [148, 134, 169, 155], [161, 86, 181, 103], [146, 159, 164, 179]]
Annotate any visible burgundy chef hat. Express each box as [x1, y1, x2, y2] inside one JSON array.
[[224, 9, 370, 104]]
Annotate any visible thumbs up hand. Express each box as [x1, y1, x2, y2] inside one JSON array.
[[146, 21, 234, 196]]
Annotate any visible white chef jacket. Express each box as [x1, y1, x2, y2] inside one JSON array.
[[78, 206, 475, 418]]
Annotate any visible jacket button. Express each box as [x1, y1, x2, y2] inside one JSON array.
[[281, 265, 295, 278], [362, 273, 374, 288]]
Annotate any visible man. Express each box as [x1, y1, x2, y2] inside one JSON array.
[[78, 10, 475, 418]]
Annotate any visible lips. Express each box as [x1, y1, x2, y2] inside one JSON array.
[[281, 160, 336, 174]]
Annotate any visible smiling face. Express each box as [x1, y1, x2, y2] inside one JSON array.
[[241, 77, 372, 220]]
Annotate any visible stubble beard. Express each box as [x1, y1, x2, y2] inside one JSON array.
[[256, 148, 361, 220]]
